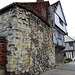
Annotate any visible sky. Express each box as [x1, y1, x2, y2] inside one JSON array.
[[0, 0, 75, 39]]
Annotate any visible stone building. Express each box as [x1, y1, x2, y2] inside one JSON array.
[[0, 0, 67, 75], [0, 0, 55, 75]]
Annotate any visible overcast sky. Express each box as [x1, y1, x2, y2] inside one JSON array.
[[0, 0, 75, 39]]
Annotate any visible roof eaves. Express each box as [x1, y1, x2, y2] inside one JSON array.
[[0, 2, 17, 14], [65, 41, 75, 43], [63, 49, 75, 51], [65, 35, 75, 42]]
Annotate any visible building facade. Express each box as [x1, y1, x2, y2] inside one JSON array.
[[0, 0, 55, 75], [51, 1, 67, 66], [0, 0, 67, 75], [64, 35, 75, 61]]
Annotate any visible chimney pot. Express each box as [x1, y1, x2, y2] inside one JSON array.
[[37, 0, 44, 2]]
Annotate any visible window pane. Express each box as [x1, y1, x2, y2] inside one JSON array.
[[69, 42, 73, 46], [42, 8, 46, 17], [59, 17, 63, 26], [58, 32, 61, 39]]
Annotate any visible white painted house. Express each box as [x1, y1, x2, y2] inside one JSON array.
[[64, 35, 75, 61], [51, 1, 67, 65]]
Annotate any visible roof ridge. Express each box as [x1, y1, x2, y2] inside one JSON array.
[[16, 1, 49, 4]]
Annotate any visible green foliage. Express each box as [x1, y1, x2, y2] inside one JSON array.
[[66, 58, 72, 63]]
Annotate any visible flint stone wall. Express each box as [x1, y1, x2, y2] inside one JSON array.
[[55, 48, 64, 66], [0, 6, 55, 75]]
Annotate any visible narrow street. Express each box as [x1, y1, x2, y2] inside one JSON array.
[[41, 62, 75, 75]]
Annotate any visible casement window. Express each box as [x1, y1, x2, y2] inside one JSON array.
[[69, 42, 73, 46], [42, 8, 46, 17], [59, 17, 63, 26], [58, 32, 61, 39]]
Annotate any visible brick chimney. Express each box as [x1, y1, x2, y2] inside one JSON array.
[[37, 0, 44, 2]]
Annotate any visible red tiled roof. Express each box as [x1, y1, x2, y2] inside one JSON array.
[[16, 1, 50, 22], [0, 1, 50, 25]]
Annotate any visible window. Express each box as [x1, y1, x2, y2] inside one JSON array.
[[69, 42, 73, 46], [59, 17, 63, 26], [42, 8, 46, 17], [58, 32, 61, 39], [72, 52, 74, 58]]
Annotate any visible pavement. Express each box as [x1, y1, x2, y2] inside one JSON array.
[[40, 61, 75, 75]]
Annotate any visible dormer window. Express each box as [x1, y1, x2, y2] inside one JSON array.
[[42, 8, 46, 17], [59, 17, 63, 26]]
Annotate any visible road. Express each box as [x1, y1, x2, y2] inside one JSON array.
[[40, 62, 75, 75]]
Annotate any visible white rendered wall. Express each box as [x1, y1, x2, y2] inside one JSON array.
[[64, 43, 74, 51], [54, 4, 67, 33]]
